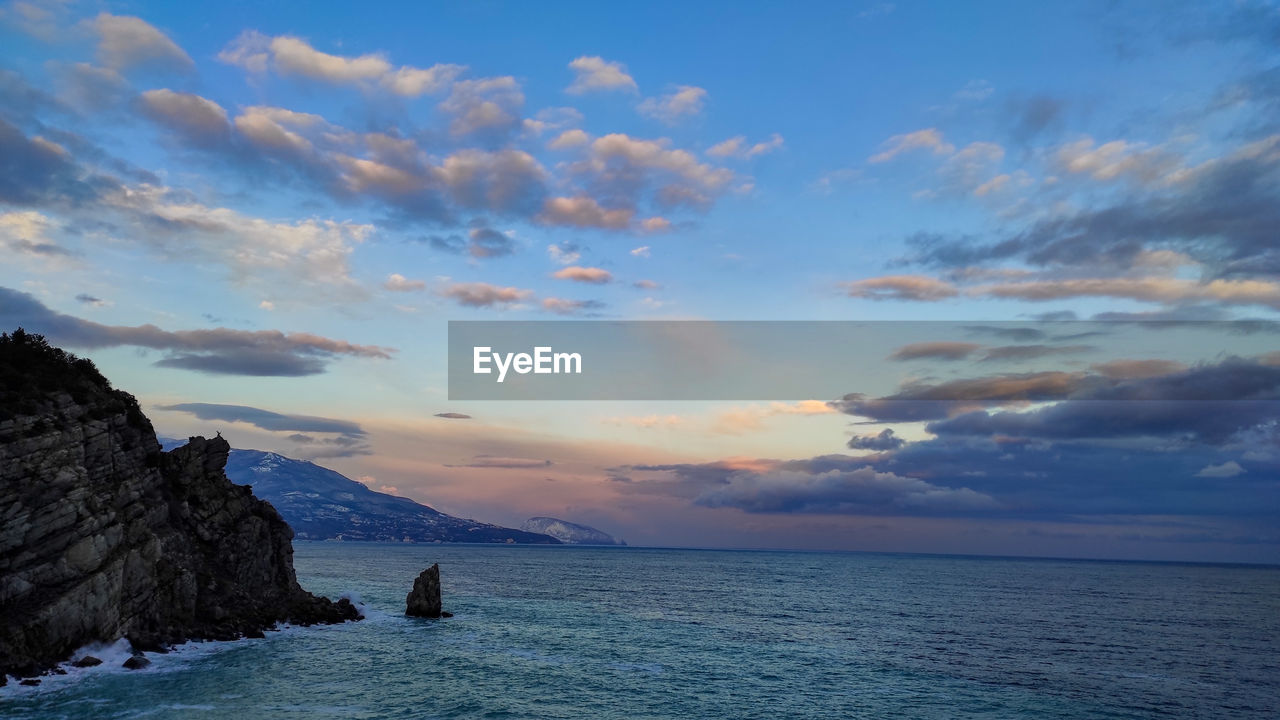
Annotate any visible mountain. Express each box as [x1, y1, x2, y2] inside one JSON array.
[[521, 517, 626, 545], [1, 330, 357, 681], [217, 449, 560, 544]]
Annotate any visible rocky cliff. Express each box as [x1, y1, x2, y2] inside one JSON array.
[[0, 329, 359, 680]]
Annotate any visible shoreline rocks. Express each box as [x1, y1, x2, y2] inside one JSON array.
[[122, 654, 151, 671], [0, 330, 361, 680]]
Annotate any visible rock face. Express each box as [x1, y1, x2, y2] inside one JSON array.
[[405, 564, 443, 618], [0, 329, 360, 679]]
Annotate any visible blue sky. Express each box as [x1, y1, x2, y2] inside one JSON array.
[[2, 0, 1278, 561]]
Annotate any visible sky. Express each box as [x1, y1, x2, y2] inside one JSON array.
[[2, 0, 1278, 562]]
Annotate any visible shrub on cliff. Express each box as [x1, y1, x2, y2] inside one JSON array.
[[0, 328, 141, 425]]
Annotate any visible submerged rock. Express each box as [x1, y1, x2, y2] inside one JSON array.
[[0, 329, 362, 679], [405, 564, 444, 618], [122, 654, 150, 670]]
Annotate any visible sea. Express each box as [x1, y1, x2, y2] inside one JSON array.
[[3, 544, 1278, 719]]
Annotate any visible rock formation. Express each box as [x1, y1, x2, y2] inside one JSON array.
[[0, 329, 360, 681], [405, 564, 446, 618]]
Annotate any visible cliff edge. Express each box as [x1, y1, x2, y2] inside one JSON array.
[[0, 329, 359, 680]]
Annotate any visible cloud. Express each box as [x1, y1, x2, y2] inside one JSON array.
[[541, 297, 606, 316], [603, 414, 683, 429], [1008, 95, 1064, 143], [217, 31, 464, 96], [233, 106, 320, 159], [694, 466, 999, 515], [546, 240, 581, 265], [1196, 461, 1246, 478], [923, 359, 1280, 444], [847, 429, 906, 451], [429, 225, 517, 258], [385, 64, 468, 97], [639, 216, 671, 233], [566, 56, 637, 94], [384, 273, 425, 292], [439, 76, 525, 139], [539, 196, 633, 229], [92, 13, 193, 72], [0, 118, 121, 208], [1055, 137, 1180, 184], [0, 286, 391, 376], [139, 89, 231, 147], [563, 133, 735, 215], [74, 293, 107, 307], [831, 371, 1089, 422], [105, 184, 372, 295], [865, 130, 1010, 197], [446, 455, 553, 469], [522, 107, 583, 136], [434, 412, 472, 420], [847, 438, 1272, 520], [552, 265, 613, 284], [843, 275, 959, 301], [848, 270, 1280, 312], [980, 344, 1094, 362], [712, 401, 836, 434], [436, 148, 547, 216], [707, 133, 784, 159], [934, 141, 1007, 196], [160, 402, 365, 437], [437, 281, 533, 308], [92, 75, 722, 233], [638, 86, 707, 123], [2, 0, 70, 40], [976, 276, 1280, 310], [548, 128, 590, 150], [268, 35, 389, 82], [868, 128, 955, 163], [890, 341, 982, 361], [54, 62, 130, 111], [0, 209, 75, 261], [953, 79, 994, 102], [630, 246, 651, 258], [857, 3, 896, 20], [164, 402, 370, 458], [215, 29, 272, 73], [1090, 359, 1189, 379], [906, 135, 1280, 278]]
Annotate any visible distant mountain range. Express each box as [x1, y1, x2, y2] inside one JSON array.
[[521, 517, 626, 545], [160, 439, 559, 544]]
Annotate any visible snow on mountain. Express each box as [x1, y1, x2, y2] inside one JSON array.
[[207, 446, 560, 544], [521, 517, 626, 545]]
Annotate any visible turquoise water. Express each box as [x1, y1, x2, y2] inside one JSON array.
[[3, 544, 1279, 718]]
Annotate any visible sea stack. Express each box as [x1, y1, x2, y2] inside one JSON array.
[[0, 330, 361, 680], [405, 564, 448, 618]]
